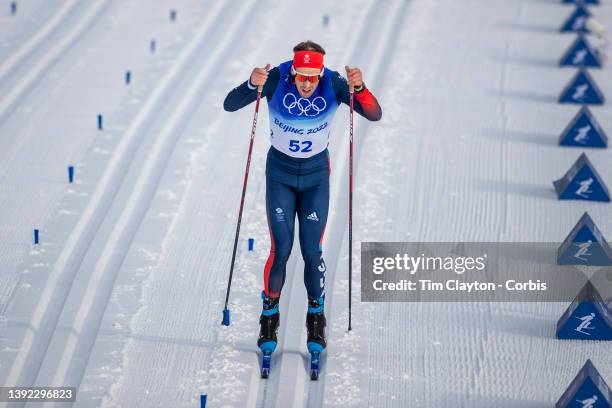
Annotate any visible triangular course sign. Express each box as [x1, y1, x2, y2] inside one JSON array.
[[559, 35, 602, 68], [559, 107, 608, 148], [561, 5, 592, 33], [559, 70, 605, 105], [562, 0, 600, 5], [556, 360, 612, 408], [553, 153, 611, 201], [557, 281, 612, 340], [557, 212, 612, 265]]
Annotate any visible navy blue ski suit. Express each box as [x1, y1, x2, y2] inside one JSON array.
[[224, 61, 382, 299]]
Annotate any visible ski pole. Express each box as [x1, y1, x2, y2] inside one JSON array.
[[222, 67, 268, 326], [345, 66, 354, 332]]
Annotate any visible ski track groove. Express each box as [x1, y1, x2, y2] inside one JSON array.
[[35, 0, 262, 399], [3, 0, 234, 396], [34, 1, 262, 404], [83, 0, 296, 406], [0, 0, 111, 125], [0, 0, 114, 173], [308, 1, 411, 407], [0, 0, 81, 84], [0, 0, 202, 350], [128, 3, 299, 407], [0, 0, 53, 55]]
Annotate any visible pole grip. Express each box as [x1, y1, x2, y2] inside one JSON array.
[[345, 66, 355, 94]]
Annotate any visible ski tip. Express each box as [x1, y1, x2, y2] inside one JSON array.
[[261, 368, 270, 379], [310, 351, 321, 380], [261, 352, 272, 379], [222, 309, 231, 326]]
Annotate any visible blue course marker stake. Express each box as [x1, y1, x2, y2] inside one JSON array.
[[222, 309, 230, 326], [125, 70, 131, 85], [200, 395, 207, 408], [34, 229, 39, 245], [170, 9, 177, 22], [248, 238, 254, 251], [68, 166, 74, 183], [11, 1, 17, 15], [150, 39, 156, 53], [323, 15, 330, 26], [97, 114, 103, 130]]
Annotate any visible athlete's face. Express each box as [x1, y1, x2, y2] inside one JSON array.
[[294, 67, 321, 98]]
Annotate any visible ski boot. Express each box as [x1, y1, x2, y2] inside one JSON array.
[[258, 292, 279, 378], [306, 297, 326, 381]]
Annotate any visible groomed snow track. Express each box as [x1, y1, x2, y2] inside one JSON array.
[[1, 0, 611, 407]]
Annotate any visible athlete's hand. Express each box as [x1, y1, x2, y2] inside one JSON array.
[[250, 64, 271, 88], [344, 65, 364, 90]]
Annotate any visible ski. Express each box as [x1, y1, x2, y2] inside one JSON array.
[[310, 351, 320, 380], [261, 350, 273, 378]]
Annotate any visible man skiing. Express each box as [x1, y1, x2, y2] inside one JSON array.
[[223, 40, 382, 377]]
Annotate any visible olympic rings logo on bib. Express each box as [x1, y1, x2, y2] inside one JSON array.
[[283, 93, 327, 117]]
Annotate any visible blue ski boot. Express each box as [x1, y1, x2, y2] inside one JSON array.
[[306, 297, 326, 381], [258, 292, 279, 378]]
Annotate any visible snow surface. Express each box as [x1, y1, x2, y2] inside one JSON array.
[[1, 0, 612, 407]]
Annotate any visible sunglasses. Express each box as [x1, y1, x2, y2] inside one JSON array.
[[294, 73, 320, 83], [291, 66, 323, 83]]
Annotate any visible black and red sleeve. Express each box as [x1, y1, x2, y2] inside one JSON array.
[[332, 71, 382, 121]]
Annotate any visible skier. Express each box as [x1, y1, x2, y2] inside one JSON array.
[[223, 40, 382, 376], [574, 312, 596, 335], [576, 395, 598, 408]]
